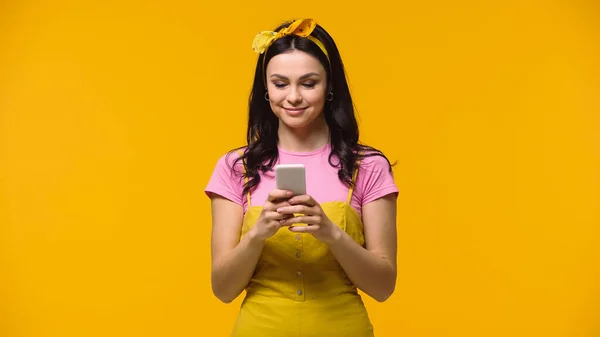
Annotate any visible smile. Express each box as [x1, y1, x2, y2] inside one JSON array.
[[283, 107, 308, 111], [283, 107, 308, 116]]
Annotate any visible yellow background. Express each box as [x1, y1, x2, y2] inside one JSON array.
[[1, 1, 599, 336]]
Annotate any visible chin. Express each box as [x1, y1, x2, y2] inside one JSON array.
[[281, 119, 312, 130], [275, 108, 323, 130]]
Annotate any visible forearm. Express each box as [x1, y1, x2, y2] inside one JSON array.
[[211, 230, 264, 303], [328, 229, 396, 302]]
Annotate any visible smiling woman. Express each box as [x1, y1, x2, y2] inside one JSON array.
[[204, 18, 399, 337]]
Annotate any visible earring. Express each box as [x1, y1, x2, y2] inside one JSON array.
[[264, 92, 269, 101], [326, 91, 333, 102]]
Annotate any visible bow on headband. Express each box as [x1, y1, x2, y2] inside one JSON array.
[[251, 18, 329, 59]]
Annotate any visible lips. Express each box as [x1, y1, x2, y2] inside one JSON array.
[[283, 107, 307, 116]]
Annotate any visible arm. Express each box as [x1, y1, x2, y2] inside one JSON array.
[[327, 193, 398, 302], [210, 195, 264, 303]]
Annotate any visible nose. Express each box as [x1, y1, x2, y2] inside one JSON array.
[[286, 87, 302, 105]]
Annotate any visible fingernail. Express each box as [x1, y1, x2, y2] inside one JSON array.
[[288, 226, 294, 231], [287, 191, 293, 196], [276, 208, 282, 213]]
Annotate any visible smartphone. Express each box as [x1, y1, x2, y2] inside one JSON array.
[[275, 164, 306, 196]]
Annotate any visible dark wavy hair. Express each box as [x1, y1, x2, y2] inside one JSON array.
[[229, 19, 394, 196]]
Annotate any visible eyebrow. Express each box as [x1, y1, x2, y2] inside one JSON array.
[[270, 72, 321, 80]]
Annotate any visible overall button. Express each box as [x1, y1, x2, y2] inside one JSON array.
[[297, 289, 303, 296], [296, 252, 301, 258], [295, 234, 301, 241], [296, 271, 303, 278]]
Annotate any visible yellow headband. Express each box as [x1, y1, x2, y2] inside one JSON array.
[[252, 18, 329, 60]]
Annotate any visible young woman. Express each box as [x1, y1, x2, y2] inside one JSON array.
[[205, 18, 399, 337]]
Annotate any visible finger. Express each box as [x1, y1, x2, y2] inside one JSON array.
[[267, 189, 294, 202], [263, 200, 290, 212], [280, 215, 322, 226], [288, 194, 317, 207], [272, 200, 293, 209], [266, 211, 294, 221], [276, 205, 314, 215], [289, 225, 320, 233]]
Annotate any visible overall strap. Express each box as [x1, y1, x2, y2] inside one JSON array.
[[346, 152, 363, 204], [237, 149, 251, 207]]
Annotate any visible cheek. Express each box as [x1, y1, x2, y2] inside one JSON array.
[[306, 90, 326, 106], [267, 88, 285, 104], [268, 99, 279, 115]]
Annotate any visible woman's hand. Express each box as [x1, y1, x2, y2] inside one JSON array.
[[249, 189, 295, 241], [276, 194, 342, 244]]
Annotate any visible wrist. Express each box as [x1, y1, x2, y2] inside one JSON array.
[[246, 227, 266, 247], [326, 224, 344, 246]]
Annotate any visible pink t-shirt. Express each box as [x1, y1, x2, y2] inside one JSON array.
[[204, 144, 398, 218]]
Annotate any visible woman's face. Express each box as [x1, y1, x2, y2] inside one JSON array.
[[265, 49, 328, 131]]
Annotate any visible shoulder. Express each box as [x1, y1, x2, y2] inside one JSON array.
[[207, 146, 248, 187], [354, 148, 398, 203], [204, 146, 249, 203], [213, 146, 247, 172], [358, 150, 393, 174]]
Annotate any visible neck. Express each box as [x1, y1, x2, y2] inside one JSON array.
[[277, 117, 330, 152]]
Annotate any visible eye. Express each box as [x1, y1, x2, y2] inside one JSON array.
[[273, 82, 287, 89], [302, 82, 316, 88]]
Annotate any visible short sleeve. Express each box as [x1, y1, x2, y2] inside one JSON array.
[[355, 154, 399, 205], [204, 151, 246, 207]]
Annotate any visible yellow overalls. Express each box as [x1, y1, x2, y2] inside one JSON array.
[[230, 158, 374, 337]]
